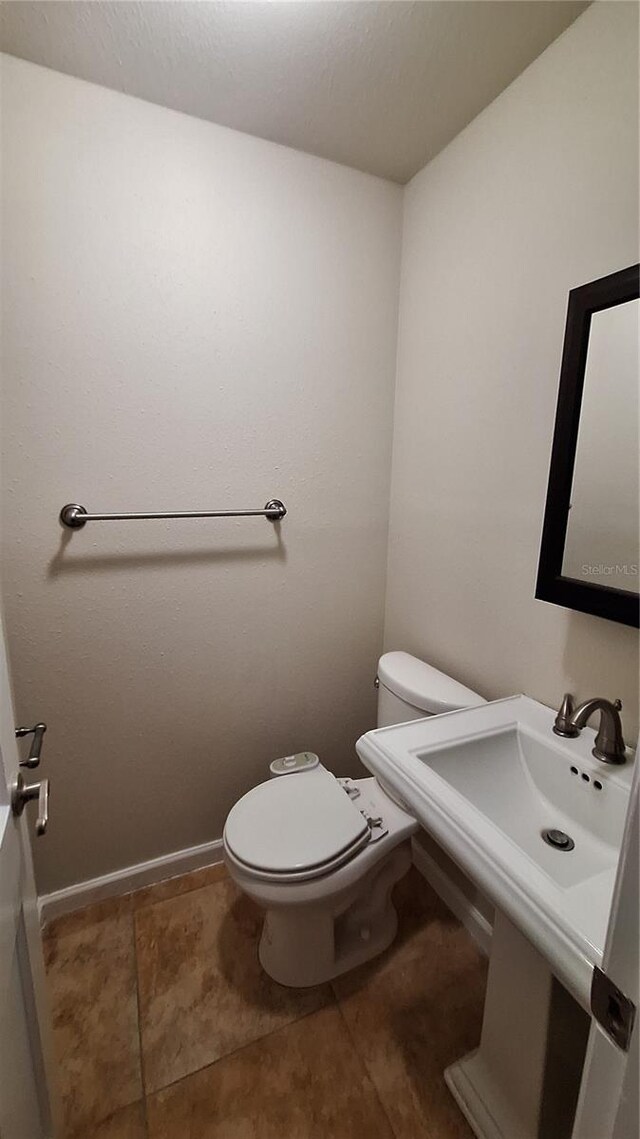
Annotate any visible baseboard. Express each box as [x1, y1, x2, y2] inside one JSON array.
[[39, 828, 495, 948], [411, 836, 493, 955], [445, 1054, 505, 1139], [38, 836, 224, 925]]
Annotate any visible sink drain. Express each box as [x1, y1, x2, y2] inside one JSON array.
[[542, 828, 575, 851]]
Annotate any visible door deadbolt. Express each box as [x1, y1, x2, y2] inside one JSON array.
[[15, 722, 47, 769]]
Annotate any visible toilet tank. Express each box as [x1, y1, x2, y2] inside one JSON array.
[[376, 651, 485, 727]]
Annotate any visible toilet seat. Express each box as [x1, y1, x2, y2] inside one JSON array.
[[225, 830, 372, 883], [223, 767, 372, 882]]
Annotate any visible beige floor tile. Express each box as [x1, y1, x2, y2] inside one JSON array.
[[69, 1100, 147, 1139], [43, 896, 143, 1136], [332, 868, 487, 1139], [132, 863, 228, 910], [146, 1004, 394, 1139], [135, 877, 333, 1092], [43, 894, 133, 941]]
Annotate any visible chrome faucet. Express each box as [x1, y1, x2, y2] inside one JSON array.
[[553, 694, 627, 765]]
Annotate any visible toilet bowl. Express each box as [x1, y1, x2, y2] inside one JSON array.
[[223, 652, 485, 987], [224, 766, 417, 986]]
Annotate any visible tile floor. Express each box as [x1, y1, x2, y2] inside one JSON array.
[[43, 863, 487, 1138]]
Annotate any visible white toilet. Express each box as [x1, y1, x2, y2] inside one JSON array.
[[223, 651, 484, 987]]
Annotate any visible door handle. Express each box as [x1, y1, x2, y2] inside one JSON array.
[[15, 722, 47, 769], [11, 773, 49, 836]]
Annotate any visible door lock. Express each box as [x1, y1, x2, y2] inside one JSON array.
[[15, 722, 47, 769], [11, 773, 49, 836]]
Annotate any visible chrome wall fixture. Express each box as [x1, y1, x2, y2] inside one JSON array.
[[59, 499, 287, 529]]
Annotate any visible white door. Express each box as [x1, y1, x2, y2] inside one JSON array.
[[0, 605, 58, 1138], [571, 758, 639, 1139]]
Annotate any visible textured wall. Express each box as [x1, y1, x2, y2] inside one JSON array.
[[0, 1, 587, 183], [3, 3, 637, 901], [1, 56, 402, 893], [385, 2, 639, 742]]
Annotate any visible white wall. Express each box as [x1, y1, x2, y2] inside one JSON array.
[[385, 2, 639, 741], [1, 56, 402, 893], [2, 1, 638, 900]]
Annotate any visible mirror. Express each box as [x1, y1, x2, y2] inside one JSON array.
[[536, 264, 639, 627]]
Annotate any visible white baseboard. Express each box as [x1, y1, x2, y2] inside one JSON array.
[[38, 836, 224, 925], [39, 829, 494, 954], [445, 1054, 504, 1139], [411, 836, 493, 956]]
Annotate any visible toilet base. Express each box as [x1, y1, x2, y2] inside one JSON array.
[[258, 842, 412, 987]]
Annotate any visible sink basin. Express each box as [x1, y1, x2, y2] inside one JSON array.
[[419, 724, 627, 889], [357, 695, 634, 1008]]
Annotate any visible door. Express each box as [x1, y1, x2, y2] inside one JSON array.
[[0, 604, 58, 1138], [571, 757, 639, 1139]]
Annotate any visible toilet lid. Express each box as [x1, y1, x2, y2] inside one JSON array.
[[224, 768, 370, 875]]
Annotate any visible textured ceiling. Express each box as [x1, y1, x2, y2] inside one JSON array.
[[0, 1, 588, 183]]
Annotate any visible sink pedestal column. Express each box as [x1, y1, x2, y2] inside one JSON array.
[[445, 911, 588, 1139]]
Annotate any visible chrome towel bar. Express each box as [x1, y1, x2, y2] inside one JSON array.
[[59, 500, 287, 529]]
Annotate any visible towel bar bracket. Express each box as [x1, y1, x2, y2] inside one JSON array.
[[60, 504, 89, 528]]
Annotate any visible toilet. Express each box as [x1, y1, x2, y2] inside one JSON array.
[[223, 651, 485, 987]]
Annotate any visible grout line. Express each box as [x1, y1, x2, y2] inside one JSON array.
[[332, 989, 399, 1138], [131, 906, 150, 1138], [74, 864, 405, 1132], [145, 998, 337, 1101], [44, 894, 147, 1138]]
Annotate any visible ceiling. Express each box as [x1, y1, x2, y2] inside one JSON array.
[[0, 1, 588, 183]]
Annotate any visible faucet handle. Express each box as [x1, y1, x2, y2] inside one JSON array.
[[614, 699, 622, 711], [553, 693, 579, 738]]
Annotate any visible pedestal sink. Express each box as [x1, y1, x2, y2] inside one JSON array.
[[356, 696, 634, 1139]]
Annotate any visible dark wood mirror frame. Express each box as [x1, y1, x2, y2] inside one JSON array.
[[536, 264, 639, 628]]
